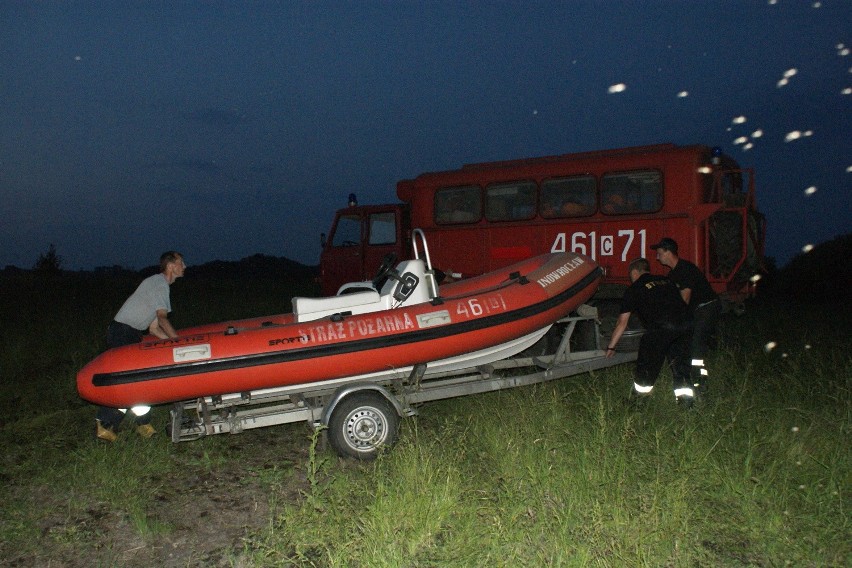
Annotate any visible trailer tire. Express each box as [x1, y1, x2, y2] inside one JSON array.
[[327, 392, 399, 460]]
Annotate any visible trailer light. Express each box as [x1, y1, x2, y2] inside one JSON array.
[[348, 193, 358, 207]]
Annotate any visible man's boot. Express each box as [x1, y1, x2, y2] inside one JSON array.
[[96, 421, 117, 442]]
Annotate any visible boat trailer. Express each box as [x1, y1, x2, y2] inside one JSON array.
[[169, 308, 638, 459]]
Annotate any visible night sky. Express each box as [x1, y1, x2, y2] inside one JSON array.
[[2, 1, 849, 271]]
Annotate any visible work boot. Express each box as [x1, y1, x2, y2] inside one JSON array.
[[136, 424, 157, 439], [96, 421, 117, 442]]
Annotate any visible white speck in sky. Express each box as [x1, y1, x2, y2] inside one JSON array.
[[812, 1, 821, 7], [752, 129, 763, 138], [764, 341, 777, 352], [733, 136, 749, 145], [802, 243, 814, 253], [783, 68, 798, 78], [608, 83, 627, 94], [785, 130, 803, 142], [777, 78, 789, 88], [74, 55, 82, 61], [743, 142, 754, 151], [732, 115, 747, 125], [847, 165, 852, 173], [533, 109, 538, 115], [804, 186, 817, 195], [677, 91, 689, 98], [842, 87, 851, 95]]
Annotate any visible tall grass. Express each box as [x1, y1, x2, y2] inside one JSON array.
[[1, 272, 848, 567], [245, 300, 850, 566]]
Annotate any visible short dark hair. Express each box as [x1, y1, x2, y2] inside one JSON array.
[[160, 251, 183, 272], [628, 257, 650, 274], [650, 237, 678, 254]]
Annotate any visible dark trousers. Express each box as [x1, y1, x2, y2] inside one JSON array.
[[690, 299, 722, 386], [635, 325, 692, 393], [96, 321, 150, 428]]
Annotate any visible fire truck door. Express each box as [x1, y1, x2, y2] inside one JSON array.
[[362, 211, 401, 282], [321, 212, 363, 294]]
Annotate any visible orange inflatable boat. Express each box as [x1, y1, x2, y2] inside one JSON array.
[[77, 250, 601, 409]]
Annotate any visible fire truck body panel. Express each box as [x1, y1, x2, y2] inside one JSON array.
[[320, 144, 765, 306]]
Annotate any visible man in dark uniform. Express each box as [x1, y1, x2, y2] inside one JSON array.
[[651, 237, 721, 393], [606, 257, 694, 406]]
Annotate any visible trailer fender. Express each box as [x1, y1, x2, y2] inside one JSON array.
[[318, 383, 409, 429]]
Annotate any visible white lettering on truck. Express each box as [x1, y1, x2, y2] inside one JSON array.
[[551, 229, 646, 262]]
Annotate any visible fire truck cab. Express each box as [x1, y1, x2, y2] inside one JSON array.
[[320, 143, 766, 311]]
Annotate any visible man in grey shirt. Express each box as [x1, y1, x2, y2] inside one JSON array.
[[96, 251, 185, 442]]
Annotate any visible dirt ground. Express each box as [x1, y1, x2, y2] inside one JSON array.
[[4, 424, 314, 568]]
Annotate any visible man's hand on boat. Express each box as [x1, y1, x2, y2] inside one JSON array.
[[148, 310, 179, 340]]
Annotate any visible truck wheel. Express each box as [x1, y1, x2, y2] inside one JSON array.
[[327, 392, 399, 460]]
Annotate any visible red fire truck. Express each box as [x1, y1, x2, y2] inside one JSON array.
[[320, 143, 766, 312]]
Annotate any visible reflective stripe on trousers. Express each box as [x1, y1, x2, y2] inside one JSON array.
[[674, 387, 695, 399], [691, 358, 708, 387], [116, 406, 152, 417], [635, 382, 695, 399]]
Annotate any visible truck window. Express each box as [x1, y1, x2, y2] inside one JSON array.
[[435, 185, 481, 224], [540, 176, 596, 218], [368, 212, 397, 245], [485, 181, 536, 221], [331, 214, 361, 246], [601, 170, 662, 214], [721, 170, 747, 206]]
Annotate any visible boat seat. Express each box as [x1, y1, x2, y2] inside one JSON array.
[[292, 259, 437, 323], [292, 290, 382, 323], [381, 259, 435, 306]]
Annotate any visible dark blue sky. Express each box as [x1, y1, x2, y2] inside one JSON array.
[[2, 1, 849, 270]]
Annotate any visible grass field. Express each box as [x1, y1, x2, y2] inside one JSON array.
[[0, 271, 849, 567]]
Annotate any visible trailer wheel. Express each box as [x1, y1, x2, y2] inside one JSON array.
[[327, 392, 399, 460]]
